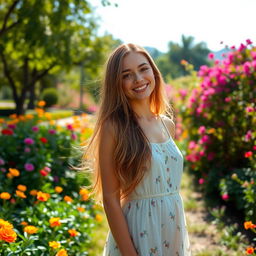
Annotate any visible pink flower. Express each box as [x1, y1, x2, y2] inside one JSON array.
[[188, 141, 197, 150], [246, 39, 253, 45], [208, 53, 214, 60], [246, 106, 254, 113], [199, 178, 205, 185], [44, 166, 51, 172], [198, 126, 206, 135], [245, 130, 252, 142], [71, 133, 77, 140], [32, 126, 39, 132], [238, 43, 246, 52], [24, 147, 31, 153], [199, 135, 210, 144], [225, 97, 231, 102], [66, 124, 73, 131], [243, 62, 251, 75], [24, 138, 35, 145], [245, 151, 253, 158], [48, 129, 56, 134], [222, 193, 229, 200], [253, 145, 256, 151], [7, 124, 16, 129], [24, 163, 35, 171]]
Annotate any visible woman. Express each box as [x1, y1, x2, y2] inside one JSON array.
[[83, 43, 191, 256]]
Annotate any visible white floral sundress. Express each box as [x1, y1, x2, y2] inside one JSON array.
[[103, 117, 191, 256]]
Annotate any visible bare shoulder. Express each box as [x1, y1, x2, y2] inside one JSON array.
[[161, 115, 175, 140]]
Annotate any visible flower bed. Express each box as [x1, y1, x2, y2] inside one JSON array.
[[0, 104, 101, 255]]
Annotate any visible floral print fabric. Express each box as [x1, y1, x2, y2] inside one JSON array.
[[103, 121, 191, 256]]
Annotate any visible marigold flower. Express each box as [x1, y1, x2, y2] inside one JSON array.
[[77, 207, 85, 212], [56, 249, 68, 256], [79, 188, 89, 196], [246, 247, 255, 254], [37, 191, 50, 201], [95, 214, 103, 222], [17, 185, 27, 192], [7, 173, 13, 179], [20, 221, 28, 226], [244, 221, 256, 229], [0, 219, 13, 229], [8, 168, 20, 177], [49, 217, 61, 227], [0, 192, 11, 200], [64, 195, 73, 202], [16, 190, 26, 199], [30, 190, 38, 196], [49, 241, 61, 249], [55, 186, 63, 193], [0, 227, 17, 243], [24, 225, 38, 234], [38, 100, 46, 107], [68, 229, 78, 237]]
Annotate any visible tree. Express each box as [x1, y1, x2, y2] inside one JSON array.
[[156, 35, 210, 79], [0, 0, 110, 114]]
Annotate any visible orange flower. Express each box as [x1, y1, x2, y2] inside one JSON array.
[[68, 229, 78, 237], [49, 241, 61, 249], [54, 186, 63, 193], [38, 100, 46, 107], [16, 190, 26, 199], [56, 249, 68, 256], [37, 191, 50, 201], [49, 217, 61, 227], [8, 168, 20, 177], [20, 221, 28, 226], [246, 247, 255, 254], [0, 227, 17, 243], [244, 221, 256, 230], [7, 173, 13, 179], [17, 185, 27, 192], [30, 190, 38, 196], [95, 214, 103, 222], [79, 188, 89, 196], [0, 219, 13, 229], [77, 207, 85, 212], [0, 192, 11, 200], [24, 225, 38, 234], [64, 195, 73, 203]]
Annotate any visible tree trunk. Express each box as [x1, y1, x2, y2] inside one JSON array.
[[27, 83, 35, 109]]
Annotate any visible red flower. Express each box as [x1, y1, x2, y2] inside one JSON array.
[[245, 151, 253, 158], [40, 137, 48, 143], [1, 129, 14, 135], [40, 169, 48, 176]]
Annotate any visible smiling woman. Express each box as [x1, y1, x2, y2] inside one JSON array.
[[82, 43, 191, 256]]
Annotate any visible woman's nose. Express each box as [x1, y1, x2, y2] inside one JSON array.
[[134, 72, 143, 83]]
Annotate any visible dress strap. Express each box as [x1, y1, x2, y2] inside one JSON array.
[[160, 115, 172, 140]]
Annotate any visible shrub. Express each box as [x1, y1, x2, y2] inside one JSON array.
[[42, 88, 58, 108]]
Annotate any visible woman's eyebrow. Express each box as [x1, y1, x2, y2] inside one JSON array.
[[122, 62, 148, 73]]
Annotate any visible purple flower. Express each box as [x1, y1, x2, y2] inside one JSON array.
[[24, 138, 35, 145], [7, 124, 16, 129], [71, 133, 77, 140], [0, 158, 5, 165], [32, 126, 39, 132], [24, 163, 35, 171], [53, 176, 59, 182]]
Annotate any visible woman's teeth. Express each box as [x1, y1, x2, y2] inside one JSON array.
[[133, 84, 148, 92]]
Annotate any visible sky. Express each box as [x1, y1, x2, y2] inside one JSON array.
[[93, 0, 256, 53]]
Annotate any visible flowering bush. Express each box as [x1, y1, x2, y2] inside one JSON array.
[[0, 104, 102, 255], [180, 38, 255, 206]]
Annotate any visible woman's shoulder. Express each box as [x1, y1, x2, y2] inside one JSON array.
[[160, 114, 175, 139]]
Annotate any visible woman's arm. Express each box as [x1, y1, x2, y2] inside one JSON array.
[[99, 121, 138, 256]]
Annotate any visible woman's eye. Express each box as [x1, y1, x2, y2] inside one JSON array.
[[141, 67, 149, 72], [123, 73, 131, 79]]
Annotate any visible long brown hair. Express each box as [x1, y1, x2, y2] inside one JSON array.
[[82, 43, 174, 202]]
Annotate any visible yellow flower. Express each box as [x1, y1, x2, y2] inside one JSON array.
[[0, 219, 13, 229], [95, 214, 103, 222], [17, 185, 27, 192], [24, 225, 38, 234], [54, 186, 63, 193], [29, 190, 38, 196], [49, 241, 61, 249], [0, 192, 11, 200], [16, 190, 26, 199], [37, 191, 50, 201], [44, 112, 52, 120], [8, 168, 20, 177], [49, 217, 61, 227], [64, 195, 73, 203], [79, 188, 89, 196], [56, 249, 68, 256]]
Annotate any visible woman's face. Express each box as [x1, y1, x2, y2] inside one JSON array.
[[121, 52, 155, 102]]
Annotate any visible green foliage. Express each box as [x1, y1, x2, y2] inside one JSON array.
[[42, 88, 58, 107]]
